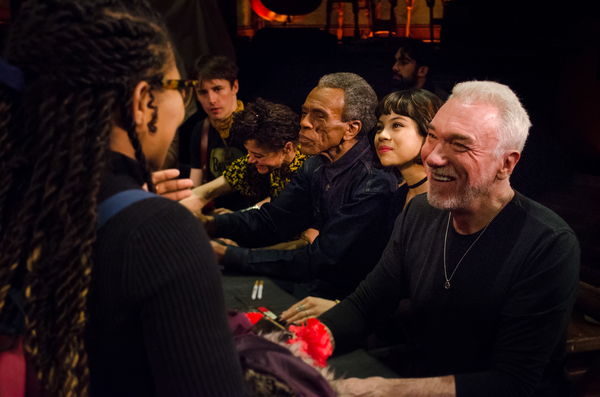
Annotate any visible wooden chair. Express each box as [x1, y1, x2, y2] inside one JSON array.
[[369, 0, 398, 38], [426, 0, 443, 43]]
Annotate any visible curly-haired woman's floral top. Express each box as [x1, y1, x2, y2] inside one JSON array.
[[223, 148, 309, 201]]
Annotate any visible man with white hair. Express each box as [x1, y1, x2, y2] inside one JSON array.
[[320, 81, 580, 396]]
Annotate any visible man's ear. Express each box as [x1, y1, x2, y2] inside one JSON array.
[[132, 80, 151, 131], [344, 120, 362, 141], [497, 150, 521, 180], [284, 141, 294, 153], [231, 79, 239, 95], [417, 65, 429, 78]]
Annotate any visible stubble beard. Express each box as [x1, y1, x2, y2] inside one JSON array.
[[392, 68, 419, 91], [427, 169, 494, 211]]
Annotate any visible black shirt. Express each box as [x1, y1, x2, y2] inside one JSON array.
[[320, 192, 579, 396]]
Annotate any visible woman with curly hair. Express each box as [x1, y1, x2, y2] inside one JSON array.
[[0, 0, 247, 395], [181, 98, 309, 213]]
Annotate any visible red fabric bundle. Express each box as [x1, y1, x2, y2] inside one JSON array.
[[287, 318, 333, 367]]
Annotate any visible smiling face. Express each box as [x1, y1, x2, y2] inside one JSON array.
[[195, 78, 238, 120], [375, 112, 424, 170], [421, 98, 502, 211], [245, 139, 291, 174], [299, 87, 350, 159]]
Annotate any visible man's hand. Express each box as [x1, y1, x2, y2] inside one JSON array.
[[211, 240, 227, 264], [214, 237, 238, 247], [152, 169, 193, 200], [194, 211, 216, 237]]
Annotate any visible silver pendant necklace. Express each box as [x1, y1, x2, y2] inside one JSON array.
[[443, 191, 513, 289]]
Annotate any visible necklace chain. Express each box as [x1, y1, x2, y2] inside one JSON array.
[[443, 191, 513, 290]]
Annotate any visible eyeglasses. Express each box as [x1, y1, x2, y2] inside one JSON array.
[[163, 79, 198, 108]]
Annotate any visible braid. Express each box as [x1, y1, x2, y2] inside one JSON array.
[[0, 89, 17, 315], [1, 0, 172, 395], [121, 91, 157, 192]]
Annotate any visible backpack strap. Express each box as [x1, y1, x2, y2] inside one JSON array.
[[97, 189, 158, 229]]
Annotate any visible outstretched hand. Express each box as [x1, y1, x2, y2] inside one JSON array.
[[151, 169, 193, 200], [280, 296, 337, 325]]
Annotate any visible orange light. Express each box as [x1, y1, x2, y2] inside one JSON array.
[[250, 0, 308, 23]]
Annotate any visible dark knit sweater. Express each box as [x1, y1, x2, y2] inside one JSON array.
[[320, 192, 580, 397], [86, 152, 248, 397]]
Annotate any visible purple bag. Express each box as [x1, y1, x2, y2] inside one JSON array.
[[228, 310, 338, 396]]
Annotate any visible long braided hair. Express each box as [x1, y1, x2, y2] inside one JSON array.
[[0, 0, 172, 395]]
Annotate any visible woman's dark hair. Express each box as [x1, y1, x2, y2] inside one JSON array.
[[376, 89, 443, 138], [376, 89, 443, 166], [0, 0, 172, 395], [230, 98, 300, 153]]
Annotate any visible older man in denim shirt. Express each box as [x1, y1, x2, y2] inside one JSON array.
[[204, 73, 395, 300]]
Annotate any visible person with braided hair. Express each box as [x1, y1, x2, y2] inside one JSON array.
[[0, 0, 247, 396]]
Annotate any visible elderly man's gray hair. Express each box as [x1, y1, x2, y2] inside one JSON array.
[[318, 73, 378, 137], [450, 81, 531, 156]]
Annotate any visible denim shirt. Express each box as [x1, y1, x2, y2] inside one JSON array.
[[215, 137, 395, 299]]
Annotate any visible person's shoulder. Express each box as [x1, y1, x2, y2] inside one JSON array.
[[104, 193, 202, 238], [191, 117, 208, 136], [405, 193, 442, 220], [292, 150, 310, 169], [357, 160, 397, 194], [224, 155, 250, 186], [298, 155, 324, 173], [190, 117, 208, 150], [390, 193, 443, 239], [512, 191, 574, 234], [226, 154, 250, 172]]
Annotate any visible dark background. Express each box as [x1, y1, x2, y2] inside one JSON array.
[[2, 0, 599, 283]]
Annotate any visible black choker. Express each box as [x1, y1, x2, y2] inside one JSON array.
[[407, 176, 427, 189]]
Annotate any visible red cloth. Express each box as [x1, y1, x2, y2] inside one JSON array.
[[0, 334, 25, 397], [288, 319, 333, 367]]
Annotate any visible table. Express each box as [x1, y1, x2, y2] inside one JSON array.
[[222, 274, 400, 379], [567, 310, 600, 396], [566, 282, 600, 396]]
